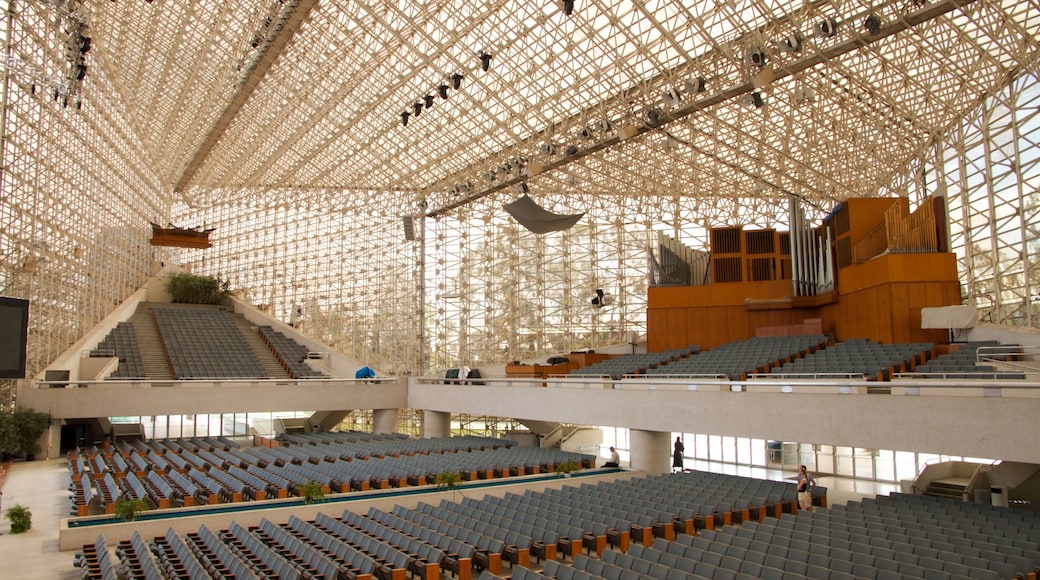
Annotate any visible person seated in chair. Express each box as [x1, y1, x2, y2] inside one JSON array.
[[604, 446, 620, 468]]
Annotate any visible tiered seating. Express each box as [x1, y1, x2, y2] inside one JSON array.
[[913, 341, 1027, 379], [222, 520, 304, 579], [312, 512, 418, 579], [772, 338, 933, 380], [569, 347, 699, 378], [400, 503, 537, 568], [292, 515, 381, 580], [367, 507, 502, 574], [152, 527, 213, 579], [74, 535, 117, 580], [96, 473, 122, 513], [152, 306, 266, 379], [647, 335, 828, 380], [119, 472, 151, 506], [90, 321, 145, 379], [188, 524, 262, 579], [144, 470, 181, 508], [114, 531, 164, 580], [77, 473, 1039, 580], [187, 468, 224, 504], [166, 469, 200, 506], [253, 518, 342, 579], [258, 325, 329, 378], [67, 434, 596, 514], [67, 462, 93, 516]]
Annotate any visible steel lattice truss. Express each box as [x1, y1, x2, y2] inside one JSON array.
[[0, 0, 1038, 399]]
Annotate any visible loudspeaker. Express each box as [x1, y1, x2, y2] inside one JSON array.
[[402, 216, 416, 241], [0, 296, 29, 379]]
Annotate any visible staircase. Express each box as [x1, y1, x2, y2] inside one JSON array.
[[924, 477, 968, 500], [231, 316, 292, 380], [129, 304, 173, 380]]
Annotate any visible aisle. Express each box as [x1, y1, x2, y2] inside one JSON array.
[[0, 459, 79, 579]]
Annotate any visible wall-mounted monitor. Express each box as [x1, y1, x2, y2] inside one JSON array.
[[0, 296, 29, 379]]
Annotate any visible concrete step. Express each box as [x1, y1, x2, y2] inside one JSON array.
[[925, 479, 967, 500], [129, 305, 173, 380], [232, 316, 291, 380]]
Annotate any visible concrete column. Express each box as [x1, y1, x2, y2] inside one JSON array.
[[372, 409, 399, 434], [422, 410, 451, 438], [630, 429, 671, 475], [45, 420, 62, 460]]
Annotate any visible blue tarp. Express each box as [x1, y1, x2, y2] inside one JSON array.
[[355, 366, 375, 379]]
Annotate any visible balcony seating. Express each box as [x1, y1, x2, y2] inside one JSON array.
[[152, 307, 266, 379]]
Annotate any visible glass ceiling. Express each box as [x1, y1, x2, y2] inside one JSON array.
[[81, 0, 1039, 209]]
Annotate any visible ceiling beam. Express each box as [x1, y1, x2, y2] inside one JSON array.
[[427, 0, 977, 217], [174, 0, 319, 194]]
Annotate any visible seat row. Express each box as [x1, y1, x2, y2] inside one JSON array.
[[258, 325, 329, 379], [153, 307, 267, 379], [644, 334, 828, 380], [69, 435, 590, 515]]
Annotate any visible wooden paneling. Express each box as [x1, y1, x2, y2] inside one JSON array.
[[647, 251, 961, 351]]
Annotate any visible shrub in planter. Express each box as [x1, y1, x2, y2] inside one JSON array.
[[5, 504, 31, 533], [297, 480, 325, 504], [114, 497, 147, 522]]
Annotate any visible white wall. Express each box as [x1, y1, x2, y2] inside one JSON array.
[[408, 381, 1040, 464]]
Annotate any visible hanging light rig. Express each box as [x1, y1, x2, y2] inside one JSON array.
[[400, 72, 465, 127]]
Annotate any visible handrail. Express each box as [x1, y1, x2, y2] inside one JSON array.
[[413, 375, 1040, 393], [749, 372, 866, 379], [32, 376, 397, 389]]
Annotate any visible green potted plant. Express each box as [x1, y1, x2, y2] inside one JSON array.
[[297, 480, 325, 504], [554, 461, 580, 477], [5, 504, 32, 533], [114, 497, 148, 522], [0, 408, 50, 461], [166, 272, 231, 304], [434, 470, 462, 501]]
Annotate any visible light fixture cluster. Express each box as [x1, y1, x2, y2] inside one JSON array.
[[401, 72, 465, 127], [401, 47, 498, 128], [33, 0, 92, 109]]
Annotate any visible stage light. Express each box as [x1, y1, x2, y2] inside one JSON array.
[[424, 94, 434, 109], [401, 111, 410, 126], [452, 73, 464, 89], [685, 77, 706, 94], [480, 52, 492, 72], [438, 84, 449, 99], [662, 88, 681, 109], [413, 102, 423, 117], [814, 17, 839, 38], [564, 0, 575, 16], [864, 14, 882, 35], [647, 108, 661, 126], [743, 92, 764, 109], [777, 33, 802, 52], [565, 144, 578, 156], [745, 46, 767, 68]]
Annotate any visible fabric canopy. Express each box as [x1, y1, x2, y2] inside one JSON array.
[[921, 305, 978, 329], [503, 194, 584, 234]]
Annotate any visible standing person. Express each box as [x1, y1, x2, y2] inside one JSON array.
[[797, 465, 815, 511], [672, 437, 685, 473], [604, 446, 620, 468]]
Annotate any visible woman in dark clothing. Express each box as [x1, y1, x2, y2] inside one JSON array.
[[672, 437, 685, 472]]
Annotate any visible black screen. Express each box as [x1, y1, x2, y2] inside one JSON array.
[[0, 297, 29, 379]]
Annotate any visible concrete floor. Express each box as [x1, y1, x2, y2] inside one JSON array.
[[0, 459, 81, 579], [0, 457, 895, 580]]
